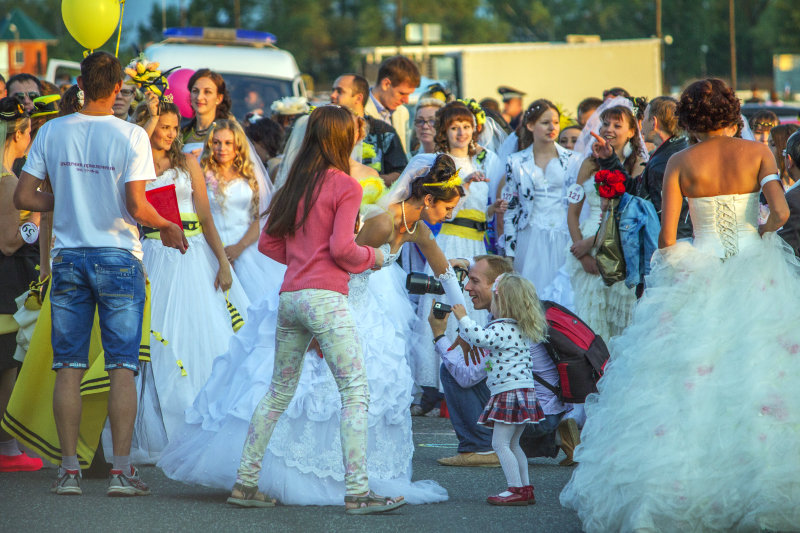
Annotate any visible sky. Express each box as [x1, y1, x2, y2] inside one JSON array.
[[121, 0, 163, 46]]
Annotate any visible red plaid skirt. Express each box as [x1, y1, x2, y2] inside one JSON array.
[[477, 388, 545, 427]]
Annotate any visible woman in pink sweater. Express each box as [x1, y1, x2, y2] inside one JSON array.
[[228, 106, 406, 514]]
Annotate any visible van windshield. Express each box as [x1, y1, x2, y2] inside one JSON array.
[[222, 73, 294, 120]]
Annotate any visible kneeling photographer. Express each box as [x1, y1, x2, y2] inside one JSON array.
[[412, 255, 581, 467]]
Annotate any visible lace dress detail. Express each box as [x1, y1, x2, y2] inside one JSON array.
[[348, 243, 395, 307], [714, 197, 739, 259], [436, 266, 457, 283]]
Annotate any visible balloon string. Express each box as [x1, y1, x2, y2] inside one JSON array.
[[115, 0, 126, 57]]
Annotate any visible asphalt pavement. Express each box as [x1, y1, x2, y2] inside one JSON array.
[[0, 417, 583, 533]]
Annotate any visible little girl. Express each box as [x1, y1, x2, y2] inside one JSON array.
[[452, 273, 548, 506]]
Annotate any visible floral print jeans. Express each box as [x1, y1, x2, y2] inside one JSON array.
[[236, 289, 370, 496]]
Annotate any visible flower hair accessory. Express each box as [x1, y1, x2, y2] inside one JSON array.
[[425, 168, 462, 189], [491, 272, 506, 295], [594, 169, 627, 199], [359, 177, 386, 206], [458, 98, 486, 128], [271, 96, 309, 115]]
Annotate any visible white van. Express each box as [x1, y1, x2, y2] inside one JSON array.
[[144, 27, 306, 120]]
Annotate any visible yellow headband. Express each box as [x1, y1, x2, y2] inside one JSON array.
[[425, 168, 462, 189]]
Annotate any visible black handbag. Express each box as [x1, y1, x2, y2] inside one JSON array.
[[595, 198, 626, 287]]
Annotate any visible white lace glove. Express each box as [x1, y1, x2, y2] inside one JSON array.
[[437, 266, 467, 308]]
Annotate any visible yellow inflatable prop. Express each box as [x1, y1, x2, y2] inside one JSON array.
[[1, 281, 154, 468], [61, 0, 120, 51]]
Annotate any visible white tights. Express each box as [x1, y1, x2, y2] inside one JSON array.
[[491, 422, 529, 488]]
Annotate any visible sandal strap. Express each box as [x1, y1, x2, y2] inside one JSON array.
[[344, 490, 397, 505], [232, 482, 265, 501]]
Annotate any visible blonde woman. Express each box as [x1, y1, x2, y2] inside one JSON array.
[[0, 97, 42, 472], [202, 119, 283, 297]]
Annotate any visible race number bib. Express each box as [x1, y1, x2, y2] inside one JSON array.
[[566, 184, 585, 204], [20, 222, 39, 244]]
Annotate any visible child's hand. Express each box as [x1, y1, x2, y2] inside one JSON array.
[[452, 304, 467, 320]]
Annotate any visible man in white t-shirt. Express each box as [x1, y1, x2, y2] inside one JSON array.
[[14, 51, 187, 497]]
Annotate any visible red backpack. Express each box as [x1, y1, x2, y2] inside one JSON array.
[[533, 301, 610, 403]]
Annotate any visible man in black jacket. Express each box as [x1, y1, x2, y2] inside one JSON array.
[[595, 96, 691, 238], [778, 131, 800, 255]]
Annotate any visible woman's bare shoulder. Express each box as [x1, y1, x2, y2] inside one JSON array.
[[576, 157, 597, 184]]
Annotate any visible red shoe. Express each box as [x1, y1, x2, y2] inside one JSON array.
[[0, 452, 44, 472], [520, 485, 536, 504], [487, 487, 529, 506]]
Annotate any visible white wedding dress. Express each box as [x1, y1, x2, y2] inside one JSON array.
[[130, 168, 250, 461], [207, 177, 285, 298], [560, 192, 800, 532], [158, 243, 447, 505], [564, 179, 636, 340]]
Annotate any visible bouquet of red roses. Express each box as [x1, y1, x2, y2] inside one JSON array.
[[594, 169, 627, 199]]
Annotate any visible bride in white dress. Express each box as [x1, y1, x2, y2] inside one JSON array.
[[130, 100, 250, 459], [201, 119, 284, 298], [560, 79, 800, 532], [159, 153, 466, 505], [564, 105, 644, 341]]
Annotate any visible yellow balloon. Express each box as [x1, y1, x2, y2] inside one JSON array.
[[62, 0, 120, 50]]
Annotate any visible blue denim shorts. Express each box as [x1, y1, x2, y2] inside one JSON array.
[[50, 248, 145, 373]]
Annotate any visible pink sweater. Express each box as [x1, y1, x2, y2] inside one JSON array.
[[258, 168, 375, 295]]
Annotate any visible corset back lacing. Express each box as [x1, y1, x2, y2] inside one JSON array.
[[714, 197, 739, 259]]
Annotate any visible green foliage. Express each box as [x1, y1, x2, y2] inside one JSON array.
[[14, 0, 795, 91]]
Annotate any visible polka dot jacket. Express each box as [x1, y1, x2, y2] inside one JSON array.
[[457, 316, 536, 396]]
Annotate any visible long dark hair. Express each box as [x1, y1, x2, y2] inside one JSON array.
[[188, 69, 232, 119], [265, 106, 355, 237]]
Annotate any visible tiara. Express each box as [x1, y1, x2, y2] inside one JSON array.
[[425, 168, 462, 189]]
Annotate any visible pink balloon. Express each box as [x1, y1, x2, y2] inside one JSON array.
[[165, 68, 195, 119]]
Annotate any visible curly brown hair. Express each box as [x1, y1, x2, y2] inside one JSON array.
[[677, 78, 740, 133], [434, 102, 478, 156]]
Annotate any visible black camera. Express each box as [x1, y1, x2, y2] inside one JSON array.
[[405, 267, 468, 296], [432, 301, 452, 319], [406, 272, 444, 295]]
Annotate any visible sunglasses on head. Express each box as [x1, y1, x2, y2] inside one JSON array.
[[14, 91, 41, 102]]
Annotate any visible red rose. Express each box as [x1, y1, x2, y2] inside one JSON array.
[[598, 184, 616, 198], [613, 181, 626, 194], [606, 170, 625, 185], [594, 171, 607, 183]]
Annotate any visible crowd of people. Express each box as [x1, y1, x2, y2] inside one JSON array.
[[0, 49, 799, 529]]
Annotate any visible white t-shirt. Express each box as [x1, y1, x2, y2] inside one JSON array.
[[23, 113, 155, 259]]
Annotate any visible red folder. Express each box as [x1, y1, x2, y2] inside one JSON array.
[[145, 184, 182, 227]]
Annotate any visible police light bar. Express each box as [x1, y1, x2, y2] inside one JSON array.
[[163, 27, 277, 45]]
